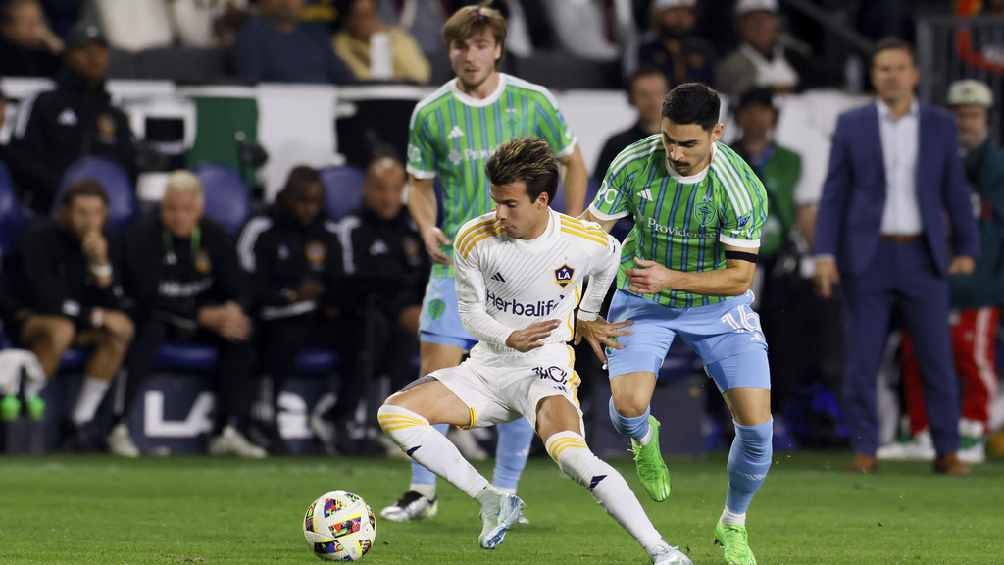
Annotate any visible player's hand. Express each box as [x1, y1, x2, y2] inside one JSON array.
[[813, 256, 840, 298], [627, 258, 673, 294], [422, 226, 451, 265], [220, 302, 251, 341], [948, 255, 976, 275], [575, 318, 632, 363], [506, 319, 561, 352], [81, 231, 109, 264]]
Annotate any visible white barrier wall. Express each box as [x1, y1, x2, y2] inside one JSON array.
[[1, 79, 869, 204]]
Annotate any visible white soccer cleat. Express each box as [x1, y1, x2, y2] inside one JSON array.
[[650, 540, 693, 565], [476, 486, 524, 549], [208, 425, 268, 459], [958, 441, 986, 464], [877, 430, 935, 461], [380, 490, 439, 522], [106, 423, 140, 458]]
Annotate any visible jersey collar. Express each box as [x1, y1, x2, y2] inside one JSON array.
[[450, 73, 507, 107]]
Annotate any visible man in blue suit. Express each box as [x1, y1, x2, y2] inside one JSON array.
[[813, 38, 979, 475]]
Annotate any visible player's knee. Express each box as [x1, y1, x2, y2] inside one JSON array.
[[611, 391, 649, 418], [43, 318, 76, 351], [377, 403, 429, 435]]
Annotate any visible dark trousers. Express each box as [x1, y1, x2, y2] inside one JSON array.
[[118, 316, 255, 435], [841, 239, 960, 456]]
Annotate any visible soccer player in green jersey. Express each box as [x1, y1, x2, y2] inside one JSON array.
[[380, 4, 589, 523], [582, 83, 772, 565]]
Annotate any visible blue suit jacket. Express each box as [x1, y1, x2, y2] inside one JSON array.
[[814, 102, 979, 276]]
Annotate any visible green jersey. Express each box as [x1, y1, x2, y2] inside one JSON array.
[[588, 135, 768, 308], [407, 73, 576, 278]]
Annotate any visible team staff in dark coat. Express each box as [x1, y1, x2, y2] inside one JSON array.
[[5, 25, 135, 213], [110, 171, 264, 458], [4, 180, 132, 444], [237, 165, 346, 452]]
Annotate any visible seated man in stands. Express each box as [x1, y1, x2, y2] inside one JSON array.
[[0, 0, 63, 78], [111, 171, 264, 458], [235, 0, 352, 84], [332, 0, 430, 84], [3, 180, 133, 447], [237, 165, 346, 452], [5, 24, 135, 213]]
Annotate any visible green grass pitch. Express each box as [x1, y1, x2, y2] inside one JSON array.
[[0, 453, 1000, 564]]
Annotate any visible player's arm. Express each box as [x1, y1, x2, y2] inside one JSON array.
[[454, 240, 558, 351], [579, 209, 619, 233], [406, 175, 450, 265], [627, 244, 759, 296], [575, 233, 631, 362], [558, 146, 588, 217]]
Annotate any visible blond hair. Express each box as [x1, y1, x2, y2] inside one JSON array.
[[164, 170, 204, 200], [442, 4, 507, 54]]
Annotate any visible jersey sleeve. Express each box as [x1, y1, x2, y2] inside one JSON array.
[[586, 147, 635, 221], [406, 106, 437, 179], [719, 165, 769, 248], [578, 230, 622, 319], [532, 90, 577, 158]]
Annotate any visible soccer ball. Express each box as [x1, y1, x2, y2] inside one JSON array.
[[303, 490, 377, 561]]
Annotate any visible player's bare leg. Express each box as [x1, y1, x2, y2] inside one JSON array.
[[609, 371, 672, 501], [377, 379, 523, 550], [380, 341, 465, 522], [536, 395, 691, 564], [715, 387, 772, 565]]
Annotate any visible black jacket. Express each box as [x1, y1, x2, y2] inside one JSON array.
[[6, 70, 136, 213], [335, 207, 427, 320], [117, 213, 248, 327], [237, 205, 342, 321], [0, 38, 61, 78], [5, 218, 125, 328]]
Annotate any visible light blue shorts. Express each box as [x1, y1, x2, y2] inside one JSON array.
[[419, 276, 477, 351], [606, 289, 770, 392]]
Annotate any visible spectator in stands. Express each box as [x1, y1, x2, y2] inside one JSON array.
[[730, 87, 803, 435], [592, 66, 668, 182], [234, 0, 353, 84], [0, 0, 63, 77], [237, 165, 346, 453], [891, 80, 1004, 465], [634, 0, 716, 87], [5, 24, 136, 214], [714, 0, 815, 98], [171, 0, 250, 48], [112, 171, 264, 458], [332, 0, 430, 84], [813, 39, 978, 476], [3, 181, 132, 448]]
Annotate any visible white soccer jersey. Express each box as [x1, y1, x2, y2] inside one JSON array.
[[452, 208, 621, 361]]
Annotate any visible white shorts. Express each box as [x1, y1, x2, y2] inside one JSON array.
[[431, 343, 583, 433]]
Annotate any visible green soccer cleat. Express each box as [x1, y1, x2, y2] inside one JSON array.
[[630, 415, 671, 502], [714, 521, 758, 565], [0, 394, 21, 422], [25, 395, 45, 421]]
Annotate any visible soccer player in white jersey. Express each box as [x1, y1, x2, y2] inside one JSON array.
[[377, 139, 691, 565], [382, 4, 589, 521]]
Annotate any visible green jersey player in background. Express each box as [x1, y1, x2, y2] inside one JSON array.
[[582, 83, 772, 565], [380, 3, 589, 522]]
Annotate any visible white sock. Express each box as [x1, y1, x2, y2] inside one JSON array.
[[495, 486, 517, 494], [721, 507, 746, 526], [73, 376, 111, 426], [410, 484, 436, 499], [378, 404, 489, 498], [638, 426, 653, 446], [546, 431, 664, 554]]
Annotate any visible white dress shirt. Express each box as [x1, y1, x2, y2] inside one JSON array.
[[877, 100, 922, 235]]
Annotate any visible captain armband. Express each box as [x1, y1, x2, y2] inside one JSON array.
[[724, 250, 758, 263]]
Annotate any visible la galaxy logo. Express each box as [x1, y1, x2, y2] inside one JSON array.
[[554, 264, 575, 288]]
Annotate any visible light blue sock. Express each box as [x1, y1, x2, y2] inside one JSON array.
[[608, 396, 650, 441], [725, 419, 773, 515], [492, 418, 534, 491], [409, 423, 449, 488]]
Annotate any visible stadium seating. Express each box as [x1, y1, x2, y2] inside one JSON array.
[[56, 157, 136, 229], [321, 165, 365, 221], [194, 163, 251, 235]]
